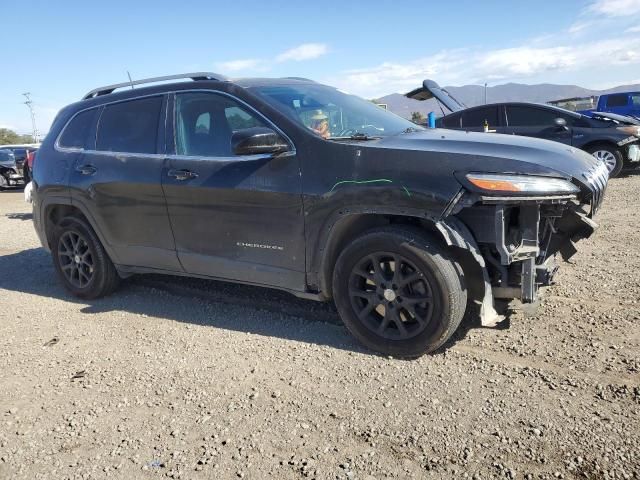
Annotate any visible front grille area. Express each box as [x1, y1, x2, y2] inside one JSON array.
[[582, 161, 609, 216]]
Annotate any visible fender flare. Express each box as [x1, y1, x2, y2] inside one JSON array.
[[40, 195, 122, 264]]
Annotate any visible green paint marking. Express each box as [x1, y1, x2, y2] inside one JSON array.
[[328, 178, 412, 197], [328, 178, 393, 193]]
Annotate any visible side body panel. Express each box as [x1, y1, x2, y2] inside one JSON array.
[[161, 88, 306, 291], [66, 95, 181, 271]]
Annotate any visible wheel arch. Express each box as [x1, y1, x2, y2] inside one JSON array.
[[314, 210, 502, 327], [42, 199, 120, 264], [314, 209, 443, 300], [580, 139, 621, 154]]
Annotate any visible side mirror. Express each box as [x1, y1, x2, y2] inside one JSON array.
[[231, 127, 289, 156], [554, 117, 568, 128]]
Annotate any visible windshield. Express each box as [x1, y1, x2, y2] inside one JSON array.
[[250, 84, 423, 139]]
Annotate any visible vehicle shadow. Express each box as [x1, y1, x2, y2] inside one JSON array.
[[0, 247, 482, 358]]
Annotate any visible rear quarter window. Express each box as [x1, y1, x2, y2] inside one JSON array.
[[58, 108, 99, 149], [461, 107, 499, 128], [440, 113, 461, 128]]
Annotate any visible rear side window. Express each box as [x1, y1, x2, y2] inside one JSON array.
[[506, 106, 561, 127], [461, 107, 498, 128], [605, 94, 628, 108], [58, 109, 99, 149], [440, 113, 461, 128], [632, 94, 640, 107], [96, 96, 163, 154]]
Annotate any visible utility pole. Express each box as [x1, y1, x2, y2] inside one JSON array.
[[22, 93, 40, 143]]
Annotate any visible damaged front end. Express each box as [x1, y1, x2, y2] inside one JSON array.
[[438, 161, 608, 325]]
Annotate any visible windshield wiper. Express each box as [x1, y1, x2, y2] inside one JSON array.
[[401, 126, 421, 134], [329, 132, 380, 141]]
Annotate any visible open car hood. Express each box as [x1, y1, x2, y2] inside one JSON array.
[[404, 80, 466, 113], [590, 111, 640, 125]]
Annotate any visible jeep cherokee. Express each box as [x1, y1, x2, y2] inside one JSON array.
[[32, 73, 608, 357]]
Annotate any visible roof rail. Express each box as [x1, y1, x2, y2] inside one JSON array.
[[82, 72, 228, 100]]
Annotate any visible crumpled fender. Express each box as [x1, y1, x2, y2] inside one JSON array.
[[435, 217, 504, 327]]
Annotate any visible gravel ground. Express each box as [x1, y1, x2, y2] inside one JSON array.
[[0, 177, 638, 480]]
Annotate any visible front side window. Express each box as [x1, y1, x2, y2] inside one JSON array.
[[630, 94, 640, 107], [506, 106, 565, 127], [250, 84, 422, 139], [96, 96, 163, 154], [175, 92, 267, 157], [58, 108, 99, 149], [606, 94, 628, 108]]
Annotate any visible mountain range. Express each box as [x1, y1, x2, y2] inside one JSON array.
[[375, 82, 640, 118]]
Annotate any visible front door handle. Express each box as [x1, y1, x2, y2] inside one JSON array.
[[76, 165, 97, 175], [167, 169, 198, 181]]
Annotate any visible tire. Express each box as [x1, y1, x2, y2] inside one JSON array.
[[586, 144, 623, 178], [51, 216, 120, 299], [23, 165, 30, 184], [0, 173, 8, 190], [333, 226, 467, 358]]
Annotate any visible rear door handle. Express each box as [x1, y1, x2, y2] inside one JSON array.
[[167, 169, 198, 181], [76, 165, 97, 175]]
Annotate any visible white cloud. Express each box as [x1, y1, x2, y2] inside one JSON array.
[[588, 0, 640, 16], [215, 58, 265, 72], [331, 36, 640, 98], [626, 24, 640, 32], [276, 43, 328, 62]]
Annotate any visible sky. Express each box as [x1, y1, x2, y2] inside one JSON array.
[[1, 0, 639, 135]]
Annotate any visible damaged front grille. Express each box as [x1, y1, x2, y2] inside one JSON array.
[[582, 161, 608, 216]]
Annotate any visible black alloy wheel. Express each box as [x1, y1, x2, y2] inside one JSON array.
[[333, 226, 467, 358], [51, 216, 120, 299], [57, 230, 95, 288], [348, 252, 434, 340]]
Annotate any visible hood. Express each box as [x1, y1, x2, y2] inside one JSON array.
[[374, 128, 601, 182], [590, 111, 640, 125], [405, 80, 465, 113]]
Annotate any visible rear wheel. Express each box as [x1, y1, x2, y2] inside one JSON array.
[[51, 216, 120, 299], [586, 144, 623, 177], [333, 227, 467, 357]]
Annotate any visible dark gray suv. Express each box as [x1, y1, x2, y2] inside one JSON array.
[[32, 73, 607, 357]]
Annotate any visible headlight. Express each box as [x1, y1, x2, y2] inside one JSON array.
[[465, 173, 579, 195], [617, 126, 640, 137]]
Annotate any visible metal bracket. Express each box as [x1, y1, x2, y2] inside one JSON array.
[[435, 218, 505, 328]]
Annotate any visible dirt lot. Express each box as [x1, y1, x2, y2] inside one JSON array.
[[0, 177, 638, 480]]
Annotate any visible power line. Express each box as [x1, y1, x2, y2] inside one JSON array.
[[22, 92, 40, 143]]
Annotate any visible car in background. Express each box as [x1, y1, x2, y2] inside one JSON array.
[[0, 145, 38, 185], [0, 149, 20, 189], [578, 91, 640, 119], [406, 80, 640, 177]]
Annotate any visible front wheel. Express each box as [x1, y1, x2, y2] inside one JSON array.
[[51, 216, 120, 299], [586, 144, 623, 178], [333, 226, 467, 358]]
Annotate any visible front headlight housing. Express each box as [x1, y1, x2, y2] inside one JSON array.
[[465, 173, 579, 195], [617, 126, 640, 137]]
